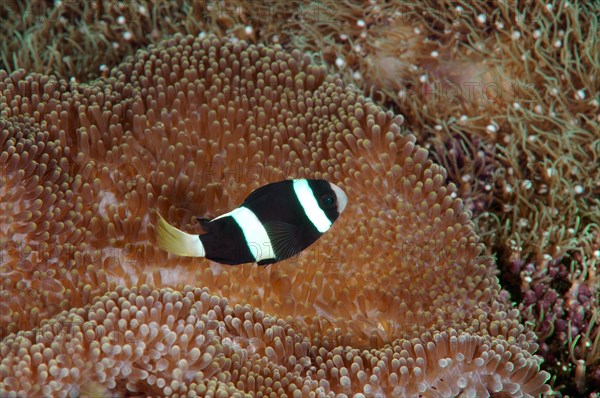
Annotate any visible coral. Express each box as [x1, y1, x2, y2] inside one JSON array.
[[405, 2, 600, 394], [0, 0, 279, 82], [0, 34, 550, 396]]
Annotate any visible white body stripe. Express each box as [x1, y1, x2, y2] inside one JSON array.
[[293, 179, 332, 233], [214, 206, 275, 262]]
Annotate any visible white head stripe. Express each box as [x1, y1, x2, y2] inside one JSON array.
[[293, 179, 332, 233], [228, 206, 275, 262]]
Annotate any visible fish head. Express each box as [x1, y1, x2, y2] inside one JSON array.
[[328, 182, 347, 215]]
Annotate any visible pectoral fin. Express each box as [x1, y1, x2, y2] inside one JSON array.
[[263, 221, 310, 262]]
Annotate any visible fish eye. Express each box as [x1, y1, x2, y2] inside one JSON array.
[[320, 194, 336, 208]]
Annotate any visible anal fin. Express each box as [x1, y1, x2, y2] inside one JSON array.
[[257, 258, 277, 266]]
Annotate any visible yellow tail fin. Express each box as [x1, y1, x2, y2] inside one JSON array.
[[155, 210, 205, 257]]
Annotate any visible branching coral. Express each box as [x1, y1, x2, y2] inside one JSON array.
[[0, 34, 551, 396]]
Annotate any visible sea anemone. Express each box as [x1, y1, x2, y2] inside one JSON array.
[[274, 1, 600, 393], [0, 34, 550, 396], [0, 285, 551, 397]]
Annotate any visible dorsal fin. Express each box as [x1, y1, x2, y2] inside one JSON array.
[[196, 217, 212, 232], [242, 180, 291, 206]]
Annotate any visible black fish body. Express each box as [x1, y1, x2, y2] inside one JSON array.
[[156, 179, 347, 265]]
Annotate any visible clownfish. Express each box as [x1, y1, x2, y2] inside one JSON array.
[[155, 179, 347, 265]]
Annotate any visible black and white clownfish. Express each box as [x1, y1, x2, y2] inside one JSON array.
[[155, 179, 347, 265]]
